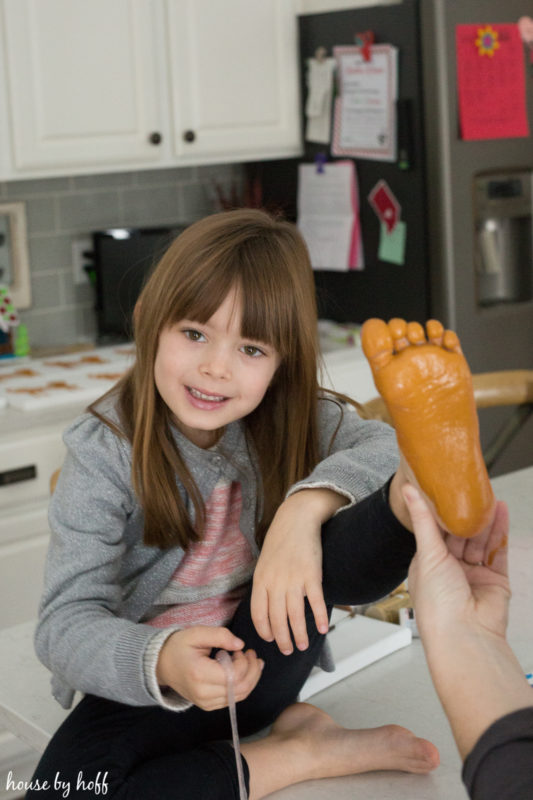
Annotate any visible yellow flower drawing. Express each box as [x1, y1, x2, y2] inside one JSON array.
[[476, 25, 500, 57]]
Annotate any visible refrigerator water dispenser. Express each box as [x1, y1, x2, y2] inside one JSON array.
[[474, 170, 533, 305]]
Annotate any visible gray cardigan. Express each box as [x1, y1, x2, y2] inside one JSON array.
[[35, 394, 399, 709]]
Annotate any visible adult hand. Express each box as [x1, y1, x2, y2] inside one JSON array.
[[403, 483, 510, 642], [403, 485, 533, 762], [251, 489, 343, 654], [156, 626, 264, 710]]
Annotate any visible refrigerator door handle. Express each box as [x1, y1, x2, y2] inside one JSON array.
[[478, 220, 501, 275]]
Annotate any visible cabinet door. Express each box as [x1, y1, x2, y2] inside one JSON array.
[[2, 0, 164, 171], [166, 0, 302, 163]]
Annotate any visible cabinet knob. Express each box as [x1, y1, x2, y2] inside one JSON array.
[[183, 130, 196, 143], [148, 132, 163, 145]]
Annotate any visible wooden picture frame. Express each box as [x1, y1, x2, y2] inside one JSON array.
[[0, 201, 31, 309]]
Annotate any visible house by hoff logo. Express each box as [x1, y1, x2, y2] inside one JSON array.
[[6, 770, 109, 796]]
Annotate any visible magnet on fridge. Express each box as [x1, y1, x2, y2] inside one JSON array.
[[354, 31, 375, 62], [368, 179, 401, 233], [314, 152, 327, 173], [475, 25, 500, 57], [397, 99, 414, 171]]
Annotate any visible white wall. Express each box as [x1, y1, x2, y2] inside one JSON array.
[[297, 0, 401, 13]]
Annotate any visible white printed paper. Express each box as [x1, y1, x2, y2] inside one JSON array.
[[297, 161, 363, 271], [332, 45, 398, 161], [305, 57, 336, 144]]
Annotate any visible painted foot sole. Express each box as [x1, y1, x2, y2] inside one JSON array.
[[361, 318, 495, 538]]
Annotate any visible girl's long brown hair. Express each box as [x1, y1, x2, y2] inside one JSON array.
[[91, 209, 345, 549]]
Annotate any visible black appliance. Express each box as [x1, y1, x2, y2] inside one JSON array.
[[87, 226, 188, 343]]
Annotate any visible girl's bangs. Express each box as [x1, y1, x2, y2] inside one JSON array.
[[238, 271, 294, 358], [166, 247, 295, 358]]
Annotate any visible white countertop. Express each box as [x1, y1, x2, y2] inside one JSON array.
[[0, 467, 531, 798], [0, 345, 135, 419], [271, 466, 533, 800]]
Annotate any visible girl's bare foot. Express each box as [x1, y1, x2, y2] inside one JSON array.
[[241, 702, 439, 799], [361, 318, 495, 538]]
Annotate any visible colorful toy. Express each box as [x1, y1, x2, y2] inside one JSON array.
[[0, 285, 20, 358]]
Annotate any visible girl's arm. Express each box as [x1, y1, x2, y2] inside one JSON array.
[[252, 397, 406, 653], [251, 488, 345, 654], [35, 414, 185, 709]]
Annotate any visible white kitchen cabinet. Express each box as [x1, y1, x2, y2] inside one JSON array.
[[0, 0, 302, 179], [0, 406, 76, 797], [1, 0, 165, 173], [166, 0, 301, 163]]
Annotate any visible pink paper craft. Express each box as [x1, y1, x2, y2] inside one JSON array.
[[368, 180, 401, 234], [456, 23, 529, 140]]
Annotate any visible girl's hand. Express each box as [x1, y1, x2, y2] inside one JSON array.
[[156, 626, 264, 710], [404, 484, 511, 643], [251, 489, 345, 654]]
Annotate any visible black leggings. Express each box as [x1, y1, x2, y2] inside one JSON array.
[[27, 481, 415, 800]]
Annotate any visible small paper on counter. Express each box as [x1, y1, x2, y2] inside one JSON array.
[[297, 161, 364, 271]]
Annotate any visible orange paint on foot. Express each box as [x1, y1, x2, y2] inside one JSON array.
[[488, 534, 508, 566], [362, 318, 495, 538]]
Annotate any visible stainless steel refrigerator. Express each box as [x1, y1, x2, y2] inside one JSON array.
[[255, 0, 533, 474]]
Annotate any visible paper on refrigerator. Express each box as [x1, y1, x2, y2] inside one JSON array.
[[297, 161, 364, 271], [456, 24, 529, 141], [332, 45, 399, 162], [305, 56, 336, 144]]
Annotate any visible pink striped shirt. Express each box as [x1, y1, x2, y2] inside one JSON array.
[[147, 480, 256, 629]]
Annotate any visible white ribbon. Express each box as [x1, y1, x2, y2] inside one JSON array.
[[216, 650, 248, 800]]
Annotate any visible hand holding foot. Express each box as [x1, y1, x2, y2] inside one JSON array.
[[362, 318, 495, 538], [402, 485, 533, 762], [403, 484, 510, 643]]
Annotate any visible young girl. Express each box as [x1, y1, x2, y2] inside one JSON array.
[[29, 209, 439, 800]]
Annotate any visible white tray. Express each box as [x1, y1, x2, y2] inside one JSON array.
[[300, 611, 412, 700]]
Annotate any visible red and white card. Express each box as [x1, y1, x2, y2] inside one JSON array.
[[368, 179, 401, 233]]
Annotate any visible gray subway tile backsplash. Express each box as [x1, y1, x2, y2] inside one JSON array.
[[57, 190, 122, 232], [135, 166, 195, 185], [120, 184, 181, 228], [28, 235, 73, 273], [72, 172, 136, 190], [61, 270, 94, 307], [29, 272, 64, 311], [180, 182, 216, 221], [21, 306, 93, 350], [25, 197, 58, 235], [4, 177, 71, 197], [1, 163, 244, 350]]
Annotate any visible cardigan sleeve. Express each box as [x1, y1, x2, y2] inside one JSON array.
[[286, 394, 399, 508], [34, 413, 175, 709]]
